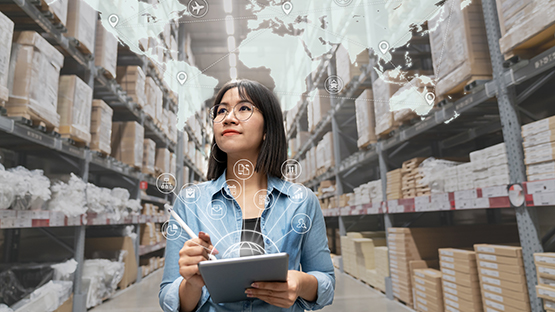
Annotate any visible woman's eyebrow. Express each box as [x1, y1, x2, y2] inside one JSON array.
[[216, 100, 252, 106]]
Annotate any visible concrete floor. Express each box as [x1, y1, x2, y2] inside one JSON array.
[[90, 269, 412, 312]]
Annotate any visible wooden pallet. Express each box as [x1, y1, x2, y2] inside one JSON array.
[[59, 125, 90, 147], [91, 150, 110, 158], [437, 75, 492, 102], [7, 108, 59, 133], [38, 0, 66, 27]]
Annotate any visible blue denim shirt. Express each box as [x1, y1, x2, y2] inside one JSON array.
[[159, 171, 335, 311]]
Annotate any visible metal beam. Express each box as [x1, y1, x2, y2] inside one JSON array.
[[516, 71, 555, 105]]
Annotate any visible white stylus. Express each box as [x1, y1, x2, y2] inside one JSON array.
[[165, 204, 218, 261]]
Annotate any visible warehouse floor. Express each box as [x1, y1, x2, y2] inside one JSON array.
[[90, 268, 411, 312]]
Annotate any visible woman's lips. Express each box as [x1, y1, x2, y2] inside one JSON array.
[[222, 130, 241, 136]]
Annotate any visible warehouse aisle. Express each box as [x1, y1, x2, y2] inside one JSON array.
[[91, 268, 409, 312]]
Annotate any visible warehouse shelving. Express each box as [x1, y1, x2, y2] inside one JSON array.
[[287, 0, 555, 311], [0, 1, 208, 311]]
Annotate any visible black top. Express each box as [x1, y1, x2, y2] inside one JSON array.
[[240, 218, 265, 257]]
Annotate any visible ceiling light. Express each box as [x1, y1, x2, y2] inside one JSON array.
[[223, 0, 232, 13], [225, 15, 234, 35], [230, 67, 237, 79], [227, 36, 236, 52], [229, 53, 237, 67]]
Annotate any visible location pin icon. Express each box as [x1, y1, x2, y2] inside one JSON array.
[[282, 1, 293, 15], [177, 72, 188, 85], [425, 92, 435, 106], [109, 14, 119, 28], [378, 41, 389, 54]]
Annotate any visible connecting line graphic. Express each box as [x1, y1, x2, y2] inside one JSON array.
[[266, 201, 295, 236], [273, 229, 294, 245]]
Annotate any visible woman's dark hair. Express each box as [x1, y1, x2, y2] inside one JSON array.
[[207, 79, 287, 180]]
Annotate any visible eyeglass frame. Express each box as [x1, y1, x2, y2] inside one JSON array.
[[210, 101, 261, 123]]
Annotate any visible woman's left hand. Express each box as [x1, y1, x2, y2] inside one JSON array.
[[245, 270, 308, 308]]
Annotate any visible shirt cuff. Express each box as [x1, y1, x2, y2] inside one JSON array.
[[296, 271, 334, 310], [161, 277, 210, 312]]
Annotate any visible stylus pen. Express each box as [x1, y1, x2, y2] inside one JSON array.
[[165, 204, 218, 261]]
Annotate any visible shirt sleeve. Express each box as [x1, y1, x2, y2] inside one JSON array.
[[296, 192, 335, 310], [159, 196, 211, 312]]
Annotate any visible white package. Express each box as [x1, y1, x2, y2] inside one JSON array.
[[48, 173, 86, 217], [83, 259, 125, 308]]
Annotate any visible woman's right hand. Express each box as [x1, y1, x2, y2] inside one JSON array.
[[178, 231, 218, 289]]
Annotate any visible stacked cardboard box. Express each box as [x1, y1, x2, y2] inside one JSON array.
[[7, 31, 64, 128], [308, 89, 331, 132], [387, 169, 403, 200], [497, 0, 555, 59], [522, 116, 555, 181], [388, 228, 421, 305], [111, 121, 144, 168], [141, 256, 165, 277], [534, 253, 555, 311], [335, 45, 370, 86], [117, 66, 146, 108], [39, 0, 67, 26], [341, 232, 385, 278], [183, 166, 190, 185], [474, 244, 531, 312], [90, 100, 113, 155], [142, 139, 156, 176], [444, 166, 460, 193], [316, 132, 335, 174], [57, 75, 93, 145], [373, 72, 402, 137], [372, 246, 390, 292], [413, 269, 444, 312], [94, 20, 118, 79], [439, 249, 483, 312], [353, 180, 382, 205], [428, 0, 492, 98], [402, 158, 426, 199], [144, 77, 158, 121], [352, 237, 387, 282], [355, 89, 377, 149], [0, 12, 14, 104], [155, 148, 170, 175], [456, 163, 475, 190], [66, 0, 97, 55], [170, 153, 176, 178], [140, 222, 164, 246]]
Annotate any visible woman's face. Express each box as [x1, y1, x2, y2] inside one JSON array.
[[213, 87, 265, 157]]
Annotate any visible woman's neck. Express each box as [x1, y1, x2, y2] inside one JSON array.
[[226, 153, 267, 190]]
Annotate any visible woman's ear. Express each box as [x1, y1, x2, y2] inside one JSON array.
[[263, 134, 266, 141]]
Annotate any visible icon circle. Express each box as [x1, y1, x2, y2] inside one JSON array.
[[287, 183, 308, 204], [281, 159, 302, 181], [291, 213, 312, 234], [233, 159, 255, 180], [222, 179, 242, 200], [324, 75, 344, 95], [333, 0, 354, 7], [156, 173, 177, 194], [253, 190, 276, 211], [162, 219, 183, 240], [188, 0, 209, 18], [180, 183, 201, 203], [207, 199, 227, 220]]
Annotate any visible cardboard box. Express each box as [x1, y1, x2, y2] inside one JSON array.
[[482, 289, 531, 311], [308, 89, 331, 132], [481, 281, 529, 302], [90, 100, 113, 155], [94, 20, 118, 78], [545, 298, 555, 311], [443, 283, 482, 304], [474, 244, 522, 258], [484, 298, 529, 312], [142, 139, 156, 175], [428, 0, 492, 97], [0, 12, 14, 102], [42, 0, 68, 26], [373, 72, 402, 136], [476, 252, 523, 266], [355, 89, 377, 148], [155, 148, 170, 174], [85, 236, 138, 289], [57, 75, 92, 144], [523, 129, 555, 148], [477, 260, 525, 274], [444, 295, 483, 312], [144, 77, 158, 120], [66, 0, 97, 54], [441, 267, 479, 288], [111, 122, 144, 168], [522, 116, 555, 137], [479, 274, 528, 292], [478, 266, 526, 283], [443, 280, 480, 297], [440, 260, 478, 275], [7, 31, 64, 127], [117, 66, 146, 108]]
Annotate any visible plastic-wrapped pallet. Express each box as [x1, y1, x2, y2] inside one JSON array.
[[57, 75, 93, 145], [497, 0, 555, 59], [522, 116, 555, 181], [7, 31, 64, 128], [142, 139, 156, 176], [90, 100, 113, 155], [82, 259, 125, 308], [355, 89, 377, 149], [11, 280, 73, 312], [111, 122, 144, 168], [335, 44, 369, 86], [428, 0, 492, 97], [66, 0, 97, 55], [308, 89, 331, 132], [49, 173, 86, 217], [94, 20, 118, 79], [117, 66, 146, 108], [1, 166, 51, 210], [0, 12, 14, 103]]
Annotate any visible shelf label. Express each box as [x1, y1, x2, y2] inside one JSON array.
[[482, 185, 508, 198], [533, 193, 555, 206], [455, 199, 472, 209], [454, 189, 477, 200], [473, 198, 490, 209], [415, 196, 430, 211], [527, 180, 555, 194]]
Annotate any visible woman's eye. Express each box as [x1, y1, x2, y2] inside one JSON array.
[[239, 105, 252, 112], [217, 107, 228, 115]]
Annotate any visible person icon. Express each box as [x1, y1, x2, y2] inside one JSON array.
[[297, 218, 307, 230]]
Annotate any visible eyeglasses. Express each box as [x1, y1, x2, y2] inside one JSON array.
[[210, 102, 259, 123]]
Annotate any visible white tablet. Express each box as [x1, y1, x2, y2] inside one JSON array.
[[198, 252, 289, 303]]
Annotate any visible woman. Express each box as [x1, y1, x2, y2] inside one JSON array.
[[159, 79, 335, 312]]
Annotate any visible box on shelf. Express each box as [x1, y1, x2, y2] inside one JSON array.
[[66, 0, 97, 55], [142, 139, 156, 176], [308, 89, 331, 132], [413, 268, 443, 312], [355, 89, 377, 149], [155, 148, 170, 174], [429, 0, 492, 98], [373, 72, 402, 137], [335, 44, 370, 86], [0, 12, 14, 103], [497, 0, 555, 59], [85, 236, 137, 290], [111, 121, 144, 168], [7, 31, 64, 129], [40, 0, 68, 26], [387, 169, 403, 200], [90, 100, 113, 155], [316, 132, 335, 172], [94, 20, 118, 79], [144, 77, 158, 120], [117, 66, 146, 108], [57, 75, 93, 145]]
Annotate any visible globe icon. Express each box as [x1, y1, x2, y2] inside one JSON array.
[[222, 241, 266, 258]]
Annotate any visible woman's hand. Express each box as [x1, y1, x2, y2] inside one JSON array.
[[178, 231, 218, 290], [245, 270, 318, 308]]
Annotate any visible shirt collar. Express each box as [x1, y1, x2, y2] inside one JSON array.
[[208, 170, 291, 197]]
